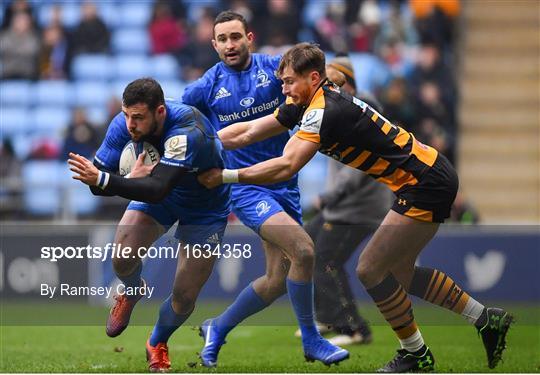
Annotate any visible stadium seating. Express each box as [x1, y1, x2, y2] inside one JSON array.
[[111, 28, 150, 55], [0, 80, 33, 107], [34, 80, 73, 107], [73, 81, 111, 107], [151, 55, 181, 80], [22, 161, 63, 216], [114, 54, 153, 80], [32, 106, 71, 135], [72, 54, 113, 81], [1, 107, 32, 138]]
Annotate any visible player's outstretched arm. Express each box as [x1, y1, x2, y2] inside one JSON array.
[[218, 114, 288, 150], [199, 136, 319, 188], [69, 152, 185, 203]]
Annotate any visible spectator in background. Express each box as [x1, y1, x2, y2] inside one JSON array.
[[380, 77, 416, 130], [0, 139, 23, 202], [0, 11, 40, 79], [60, 108, 99, 161], [39, 23, 69, 79], [414, 81, 455, 162], [347, 0, 381, 52], [149, 1, 189, 59], [182, 8, 220, 81], [70, 2, 110, 55], [1, 0, 36, 30], [312, 3, 347, 53], [410, 0, 460, 52], [255, 0, 300, 52], [410, 41, 456, 114]]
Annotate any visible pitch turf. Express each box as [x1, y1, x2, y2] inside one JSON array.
[[1, 303, 539, 373]]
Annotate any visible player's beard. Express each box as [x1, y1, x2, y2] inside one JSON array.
[[224, 44, 250, 70], [132, 116, 159, 143]]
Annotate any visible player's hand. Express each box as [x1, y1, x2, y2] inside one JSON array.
[[198, 168, 224, 189], [129, 151, 157, 178], [68, 152, 99, 186]]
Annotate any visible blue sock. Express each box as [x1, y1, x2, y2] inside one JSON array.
[[214, 283, 268, 337], [286, 278, 319, 341], [117, 262, 142, 300], [149, 295, 191, 346]]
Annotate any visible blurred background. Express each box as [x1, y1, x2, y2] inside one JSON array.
[[0, 0, 537, 224]]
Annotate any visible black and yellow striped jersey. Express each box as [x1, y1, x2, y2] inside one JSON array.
[[274, 81, 439, 192]]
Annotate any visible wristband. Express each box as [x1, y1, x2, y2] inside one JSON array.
[[222, 169, 239, 183], [96, 170, 110, 190]]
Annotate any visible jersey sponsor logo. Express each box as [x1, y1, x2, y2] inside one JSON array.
[[255, 69, 271, 88], [164, 135, 187, 160], [217, 97, 280, 123], [215, 87, 231, 100], [255, 200, 271, 217], [240, 97, 255, 107], [300, 109, 324, 134]]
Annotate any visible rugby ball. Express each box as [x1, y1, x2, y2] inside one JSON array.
[[119, 141, 160, 176]]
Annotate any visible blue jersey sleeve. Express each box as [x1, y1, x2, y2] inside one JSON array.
[[269, 54, 282, 70], [182, 79, 207, 114], [94, 113, 129, 172], [160, 126, 203, 169]]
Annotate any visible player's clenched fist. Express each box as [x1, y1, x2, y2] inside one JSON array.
[[198, 168, 224, 189], [68, 152, 99, 186]]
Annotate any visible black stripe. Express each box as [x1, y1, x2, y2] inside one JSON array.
[[358, 153, 379, 172], [430, 275, 448, 303], [376, 287, 404, 309], [440, 282, 456, 307], [386, 126, 400, 140], [341, 147, 366, 165], [393, 316, 415, 331], [449, 289, 465, 310], [402, 136, 413, 154], [386, 302, 413, 322], [380, 290, 408, 314]]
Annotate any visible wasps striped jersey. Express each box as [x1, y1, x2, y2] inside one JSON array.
[[274, 82, 439, 192]]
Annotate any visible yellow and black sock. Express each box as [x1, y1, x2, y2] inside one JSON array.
[[409, 267, 486, 325], [366, 273, 424, 352]]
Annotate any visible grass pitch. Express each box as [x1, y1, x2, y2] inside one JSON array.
[[1, 303, 539, 373]]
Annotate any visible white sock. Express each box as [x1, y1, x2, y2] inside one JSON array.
[[462, 297, 485, 324], [399, 330, 424, 353]]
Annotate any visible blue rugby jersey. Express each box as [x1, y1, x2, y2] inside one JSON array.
[[182, 53, 298, 189], [94, 99, 230, 214]]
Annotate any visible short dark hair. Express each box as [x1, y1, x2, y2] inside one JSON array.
[[277, 42, 326, 78], [214, 10, 248, 34], [122, 78, 164, 111]]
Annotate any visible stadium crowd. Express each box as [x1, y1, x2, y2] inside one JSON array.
[[0, 0, 476, 222]]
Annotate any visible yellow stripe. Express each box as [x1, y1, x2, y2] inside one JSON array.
[[371, 113, 379, 122], [411, 136, 438, 167], [340, 146, 355, 159], [295, 130, 320, 144], [404, 206, 433, 222], [347, 150, 371, 169], [365, 158, 390, 175], [376, 168, 418, 192], [381, 122, 392, 135], [393, 127, 410, 148]]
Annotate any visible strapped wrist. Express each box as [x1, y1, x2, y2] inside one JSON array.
[[222, 169, 239, 183], [96, 171, 110, 190]]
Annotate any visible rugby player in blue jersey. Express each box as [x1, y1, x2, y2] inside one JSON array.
[[182, 11, 348, 367], [68, 78, 231, 372]]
